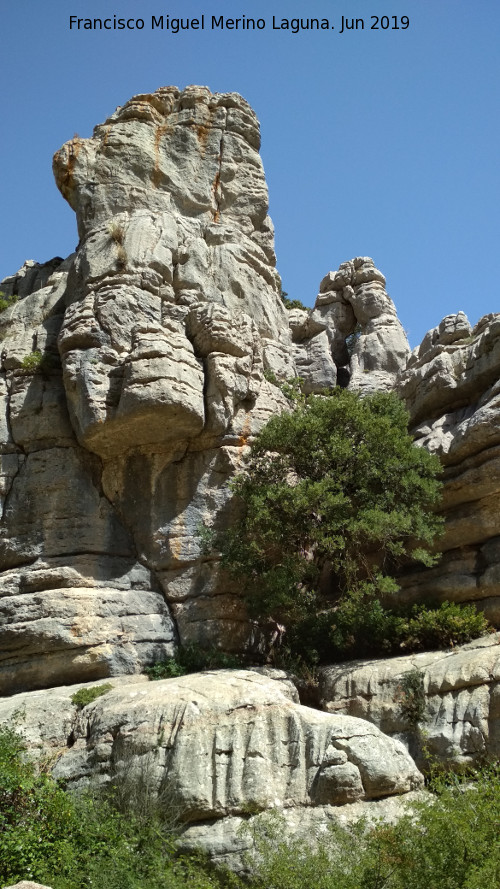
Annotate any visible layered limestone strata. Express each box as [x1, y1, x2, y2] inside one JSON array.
[[397, 312, 500, 623], [0, 86, 295, 688], [289, 257, 410, 394], [0, 87, 416, 691], [1, 85, 500, 697]]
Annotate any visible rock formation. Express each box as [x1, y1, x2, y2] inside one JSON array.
[[397, 312, 500, 626], [1, 84, 500, 878], [320, 632, 500, 769], [0, 670, 423, 866], [0, 86, 418, 693]]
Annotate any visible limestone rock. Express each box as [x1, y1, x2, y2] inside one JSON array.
[[319, 633, 500, 768], [179, 790, 427, 873], [3, 883, 54, 889], [290, 257, 410, 394], [398, 312, 500, 622], [0, 670, 423, 865], [0, 86, 300, 688]]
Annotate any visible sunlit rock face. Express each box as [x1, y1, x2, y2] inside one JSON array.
[[289, 256, 410, 394], [52, 85, 293, 458], [1, 84, 500, 697], [0, 87, 296, 691], [320, 633, 500, 770], [397, 311, 500, 624], [0, 670, 424, 870]]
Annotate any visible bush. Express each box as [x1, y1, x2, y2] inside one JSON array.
[[0, 291, 18, 312], [0, 725, 235, 889], [70, 683, 113, 710], [246, 765, 500, 889], [280, 289, 307, 311], [220, 389, 452, 663], [145, 644, 244, 680], [19, 350, 59, 375]]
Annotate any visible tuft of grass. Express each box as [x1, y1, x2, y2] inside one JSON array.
[[107, 221, 125, 245], [115, 244, 128, 269]]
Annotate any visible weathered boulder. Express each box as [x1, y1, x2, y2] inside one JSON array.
[[319, 632, 500, 769], [0, 670, 423, 865]]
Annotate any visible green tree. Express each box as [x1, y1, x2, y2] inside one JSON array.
[[221, 389, 450, 662]]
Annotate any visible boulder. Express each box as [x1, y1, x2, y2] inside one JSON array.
[[0, 670, 423, 865]]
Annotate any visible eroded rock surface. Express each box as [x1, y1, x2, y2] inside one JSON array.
[[320, 633, 500, 768], [1, 84, 500, 699], [0, 670, 423, 865], [290, 257, 410, 394], [0, 86, 296, 687]]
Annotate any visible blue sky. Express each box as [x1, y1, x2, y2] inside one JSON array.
[[1, 1, 498, 347]]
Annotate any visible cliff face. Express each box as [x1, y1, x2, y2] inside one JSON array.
[[0, 84, 499, 695], [1, 85, 500, 875]]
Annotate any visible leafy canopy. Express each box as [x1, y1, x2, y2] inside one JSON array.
[[221, 388, 452, 661]]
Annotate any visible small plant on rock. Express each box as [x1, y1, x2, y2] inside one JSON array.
[[115, 244, 128, 269], [70, 683, 113, 710], [19, 350, 59, 376], [0, 292, 18, 313], [107, 220, 125, 244], [398, 668, 427, 728]]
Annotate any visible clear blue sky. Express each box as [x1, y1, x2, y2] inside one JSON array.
[[1, 1, 498, 347]]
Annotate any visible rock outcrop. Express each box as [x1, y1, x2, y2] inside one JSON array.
[[320, 632, 500, 769], [0, 86, 422, 692], [398, 312, 500, 625], [2, 82, 500, 880], [0, 86, 298, 691], [290, 258, 410, 395], [0, 670, 423, 867]]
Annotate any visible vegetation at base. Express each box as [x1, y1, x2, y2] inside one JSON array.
[[219, 388, 490, 664], [0, 725, 232, 889], [70, 683, 113, 710], [246, 764, 500, 889], [145, 644, 244, 680], [1, 723, 498, 889], [398, 668, 427, 727], [0, 291, 18, 313]]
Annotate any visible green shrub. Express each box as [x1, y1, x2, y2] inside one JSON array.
[[70, 683, 113, 710], [0, 291, 18, 313], [280, 289, 307, 311], [19, 350, 59, 375], [220, 389, 450, 664], [145, 644, 244, 680], [398, 668, 427, 727], [246, 765, 500, 889], [0, 724, 235, 889]]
